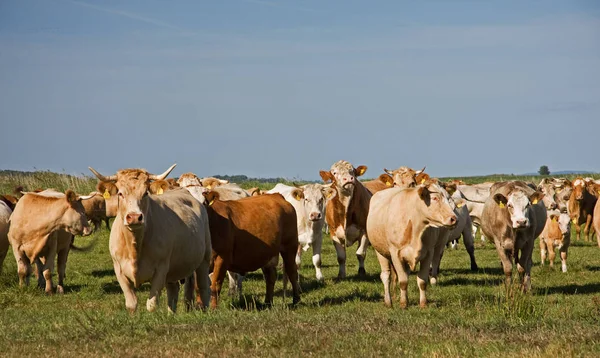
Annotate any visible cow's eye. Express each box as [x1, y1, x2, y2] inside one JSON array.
[[118, 192, 124, 198], [143, 191, 149, 197], [507, 204, 513, 209]]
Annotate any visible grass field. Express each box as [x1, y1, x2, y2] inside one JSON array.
[[2, 171, 600, 357]]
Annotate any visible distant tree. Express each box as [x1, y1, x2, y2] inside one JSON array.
[[538, 165, 550, 176]]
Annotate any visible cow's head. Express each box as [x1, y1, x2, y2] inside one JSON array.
[[571, 178, 586, 201], [201, 177, 229, 190], [493, 189, 544, 229], [89, 164, 176, 230], [415, 180, 457, 228], [149, 179, 171, 195], [537, 178, 558, 210], [383, 166, 426, 189], [59, 189, 94, 236], [176, 172, 207, 203], [320, 160, 367, 195], [247, 187, 265, 196], [301, 184, 337, 222]]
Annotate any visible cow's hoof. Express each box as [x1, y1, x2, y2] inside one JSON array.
[[358, 267, 367, 277], [56, 285, 64, 294], [471, 264, 478, 271], [430, 277, 437, 286]]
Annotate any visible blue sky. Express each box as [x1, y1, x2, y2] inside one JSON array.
[[0, 0, 598, 180]]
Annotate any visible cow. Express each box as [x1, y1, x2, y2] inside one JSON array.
[[550, 178, 572, 213], [202, 191, 300, 308], [97, 180, 119, 229], [0, 194, 18, 211], [81, 192, 107, 232], [200, 177, 230, 189], [0, 201, 11, 273], [89, 164, 212, 313], [452, 182, 494, 242], [367, 179, 458, 308], [481, 181, 546, 292], [536, 179, 559, 210], [320, 160, 372, 279], [383, 166, 425, 188], [362, 174, 394, 194], [539, 210, 571, 272], [246, 187, 265, 196], [7, 189, 94, 293], [267, 183, 336, 281], [568, 178, 597, 242]]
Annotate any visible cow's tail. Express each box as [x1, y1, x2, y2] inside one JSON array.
[[70, 236, 98, 252]]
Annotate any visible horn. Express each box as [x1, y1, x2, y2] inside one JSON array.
[[149, 164, 177, 180], [218, 179, 229, 184], [78, 194, 95, 200], [415, 166, 426, 175], [89, 167, 117, 182], [383, 168, 393, 175]]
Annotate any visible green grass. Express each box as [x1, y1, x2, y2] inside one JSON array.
[[2, 228, 600, 357]]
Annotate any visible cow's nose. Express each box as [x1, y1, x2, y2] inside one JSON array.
[[309, 212, 322, 221], [83, 226, 93, 236], [447, 215, 457, 227], [126, 212, 144, 225], [516, 219, 527, 227]]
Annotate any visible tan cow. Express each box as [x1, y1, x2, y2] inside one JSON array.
[[8, 189, 93, 293], [481, 181, 546, 292], [202, 191, 300, 308], [89, 165, 212, 313], [362, 174, 394, 194], [320, 160, 372, 279], [383, 166, 426, 188], [97, 180, 119, 228], [568, 178, 597, 242], [81, 192, 107, 232], [0, 201, 11, 273], [367, 180, 458, 308], [540, 211, 571, 272]]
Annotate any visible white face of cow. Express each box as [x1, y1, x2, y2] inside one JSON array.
[[331, 161, 357, 191], [557, 213, 571, 236], [302, 184, 336, 222], [494, 190, 541, 229], [538, 184, 558, 210]]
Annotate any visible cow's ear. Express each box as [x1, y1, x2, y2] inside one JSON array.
[[529, 191, 544, 205], [493, 193, 508, 208], [291, 188, 304, 201], [417, 186, 430, 201], [322, 187, 337, 200], [320, 171, 334, 183], [453, 197, 466, 208], [65, 189, 78, 203], [149, 180, 169, 195], [378, 174, 394, 187], [203, 191, 220, 206], [549, 214, 559, 222], [416, 173, 430, 185], [354, 165, 367, 177]]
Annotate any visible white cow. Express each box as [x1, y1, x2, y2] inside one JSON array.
[[267, 183, 336, 280]]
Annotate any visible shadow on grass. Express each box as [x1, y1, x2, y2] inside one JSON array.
[[538, 282, 600, 295], [91, 269, 114, 278], [101, 281, 151, 294], [585, 265, 600, 272], [315, 291, 382, 306], [438, 276, 504, 287]]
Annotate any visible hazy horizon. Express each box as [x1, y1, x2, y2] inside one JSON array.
[[1, 1, 598, 180]]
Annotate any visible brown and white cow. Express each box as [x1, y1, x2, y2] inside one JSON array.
[[540, 210, 571, 272], [202, 191, 300, 308], [8, 189, 93, 293], [367, 180, 457, 308], [267, 183, 336, 281], [481, 181, 546, 292], [568, 177, 597, 242], [320, 160, 372, 279], [89, 164, 212, 313]]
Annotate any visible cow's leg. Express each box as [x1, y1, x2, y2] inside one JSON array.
[[462, 219, 478, 270], [575, 223, 581, 241], [194, 257, 211, 310], [166, 281, 180, 314], [539, 239, 547, 266], [312, 236, 324, 281], [356, 234, 369, 277], [147, 266, 168, 312], [390, 249, 409, 308], [113, 262, 137, 313], [375, 252, 393, 308], [41, 241, 58, 294], [417, 251, 434, 308], [261, 262, 277, 307], [560, 248, 568, 273], [584, 215, 593, 242], [547, 244, 556, 268], [56, 247, 70, 294], [209, 255, 228, 309], [35, 257, 46, 289], [333, 240, 346, 279], [281, 245, 301, 305], [494, 240, 513, 289], [0, 239, 9, 275], [13, 246, 31, 287], [227, 271, 239, 297], [517, 240, 534, 292], [104, 218, 111, 230], [429, 237, 447, 286]]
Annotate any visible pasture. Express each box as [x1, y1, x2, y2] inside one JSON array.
[[1, 171, 600, 357]]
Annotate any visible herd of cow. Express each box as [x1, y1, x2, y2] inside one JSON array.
[[0, 161, 599, 312]]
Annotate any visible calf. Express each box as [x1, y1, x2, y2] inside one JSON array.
[[481, 181, 546, 292], [89, 165, 212, 313], [367, 180, 457, 308], [540, 211, 571, 272], [8, 190, 93, 293], [568, 178, 597, 242], [320, 160, 372, 279], [202, 191, 300, 308], [267, 183, 336, 281]]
